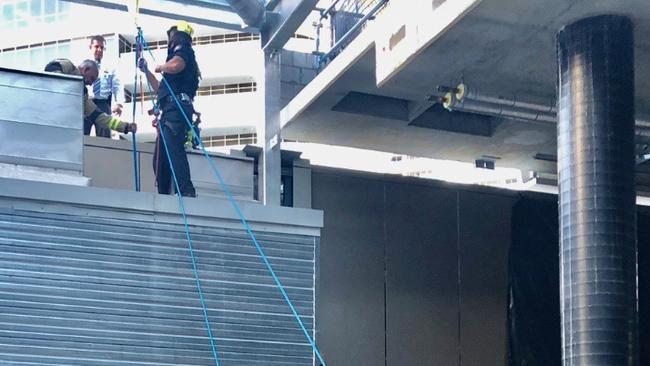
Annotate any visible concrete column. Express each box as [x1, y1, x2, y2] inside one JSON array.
[[260, 48, 282, 205], [292, 158, 312, 208], [557, 15, 638, 366]]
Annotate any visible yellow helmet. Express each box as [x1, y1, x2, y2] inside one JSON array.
[[174, 20, 194, 37]]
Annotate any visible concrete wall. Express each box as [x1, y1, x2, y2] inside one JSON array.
[[83, 136, 254, 200], [280, 50, 318, 107], [312, 168, 515, 366]]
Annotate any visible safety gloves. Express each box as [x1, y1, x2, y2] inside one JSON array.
[[123, 122, 138, 134], [137, 57, 148, 73]]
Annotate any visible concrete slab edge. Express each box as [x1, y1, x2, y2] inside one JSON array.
[[0, 177, 323, 236]]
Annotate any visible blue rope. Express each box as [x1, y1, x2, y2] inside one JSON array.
[[131, 133, 139, 191], [131, 28, 142, 192], [138, 29, 221, 366], [157, 122, 221, 366], [140, 34, 328, 366]]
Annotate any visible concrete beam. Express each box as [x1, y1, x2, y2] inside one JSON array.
[[261, 49, 283, 205], [0, 177, 323, 235]]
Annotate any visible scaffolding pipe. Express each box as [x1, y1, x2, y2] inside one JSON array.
[[224, 0, 266, 28]]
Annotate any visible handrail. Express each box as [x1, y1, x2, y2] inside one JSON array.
[[318, 0, 388, 67]]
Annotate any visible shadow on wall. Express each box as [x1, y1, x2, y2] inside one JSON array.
[[508, 197, 650, 365]]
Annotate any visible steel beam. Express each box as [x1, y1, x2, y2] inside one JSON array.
[[262, 0, 319, 50], [260, 49, 282, 205], [61, 0, 249, 32], [223, 0, 267, 29]]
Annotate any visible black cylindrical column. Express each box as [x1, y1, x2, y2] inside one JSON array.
[[557, 15, 638, 366]]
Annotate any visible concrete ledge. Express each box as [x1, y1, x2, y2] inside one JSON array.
[[0, 177, 323, 236], [84, 136, 254, 163], [83, 136, 255, 200]]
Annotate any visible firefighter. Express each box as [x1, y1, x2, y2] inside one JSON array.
[[44, 58, 137, 135], [138, 21, 199, 197]]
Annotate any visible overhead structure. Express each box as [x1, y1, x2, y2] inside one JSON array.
[[221, 0, 319, 205], [223, 0, 267, 29], [223, 0, 319, 50], [62, 0, 250, 31]]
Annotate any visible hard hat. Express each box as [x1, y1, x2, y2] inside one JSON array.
[[174, 20, 194, 37]]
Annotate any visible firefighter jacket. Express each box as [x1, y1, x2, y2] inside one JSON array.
[[44, 58, 131, 133]]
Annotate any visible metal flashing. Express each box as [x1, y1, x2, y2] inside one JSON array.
[[0, 178, 323, 236]]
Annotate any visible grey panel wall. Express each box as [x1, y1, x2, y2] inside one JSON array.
[[458, 191, 511, 366], [0, 180, 322, 365], [313, 172, 386, 366], [384, 183, 459, 366], [0, 68, 83, 171], [312, 169, 515, 366]]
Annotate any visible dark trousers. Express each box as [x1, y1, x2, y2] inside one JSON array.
[[84, 98, 112, 137], [153, 101, 196, 197]]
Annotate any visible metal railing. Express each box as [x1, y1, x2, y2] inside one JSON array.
[[315, 0, 388, 68]]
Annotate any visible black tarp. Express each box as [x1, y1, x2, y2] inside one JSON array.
[[508, 196, 649, 365]]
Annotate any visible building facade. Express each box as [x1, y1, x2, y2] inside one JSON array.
[[0, 0, 264, 148]]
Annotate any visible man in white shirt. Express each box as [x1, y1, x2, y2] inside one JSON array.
[[86, 35, 125, 137]]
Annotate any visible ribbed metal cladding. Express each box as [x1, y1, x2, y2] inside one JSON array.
[[557, 15, 638, 366], [0, 208, 316, 365]]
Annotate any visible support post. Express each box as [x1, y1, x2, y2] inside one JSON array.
[[557, 15, 638, 366], [260, 48, 282, 205]]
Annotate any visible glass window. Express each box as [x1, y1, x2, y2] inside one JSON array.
[[53, 43, 72, 59], [69, 38, 87, 61], [42, 44, 56, 61], [0, 52, 15, 68], [57, 0, 69, 12], [16, 1, 28, 24], [44, 0, 55, 15], [15, 50, 29, 68], [58, 43, 71, 59], [2, 5, 14, 21], [16, 1, 28, 13], [30, 47, 44, 68], [104, 36, 117, 60], [30, 0, 41, 16]]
